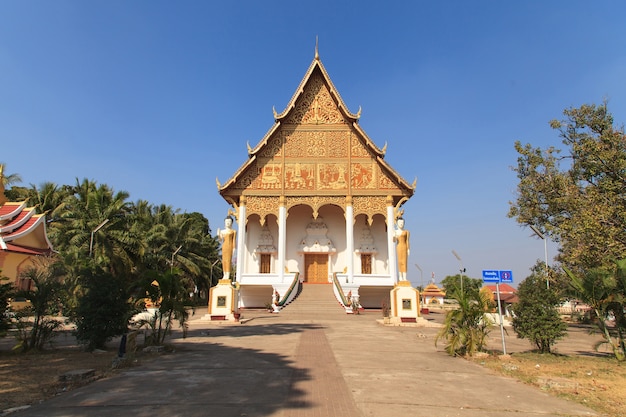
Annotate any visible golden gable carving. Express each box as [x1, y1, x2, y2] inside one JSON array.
[[284, 73, 347, 125]]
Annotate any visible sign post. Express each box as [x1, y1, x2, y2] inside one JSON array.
[[482, 270, 514, 355]]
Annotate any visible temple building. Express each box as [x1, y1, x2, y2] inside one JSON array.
[[217, 47, 415, 309], [0, 168, 53, 290], [422, 282, 446, 305]]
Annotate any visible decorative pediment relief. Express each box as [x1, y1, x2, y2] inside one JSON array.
[[254, 225, 276, 254], [356, 223, 377, 254], [219, 54, 414, 209], [284, 73, 347, 125], [299, 217, 336, 253]]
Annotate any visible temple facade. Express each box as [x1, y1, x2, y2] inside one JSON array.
[[0, 168, 53, 290], [217, 49, 415, 309]]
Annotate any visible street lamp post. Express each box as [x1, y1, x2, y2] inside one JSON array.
[[529, 225, 549, 289], [414, 263, 423, 287], [89, 218, 109, 257], [415, 263, 424, 304], [170, 245, 182, 272], [209, 259, 220, 287], [452, 250, 465, 294]]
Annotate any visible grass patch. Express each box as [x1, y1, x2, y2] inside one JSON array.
[[472, 351, 626, 416]]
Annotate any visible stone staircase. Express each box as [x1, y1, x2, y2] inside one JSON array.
[[279, 284, 346, 319]]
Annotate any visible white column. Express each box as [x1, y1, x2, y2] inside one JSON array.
[[346, 201, 354, 283], [278, 198, 287, 283], [387, 202, 397, 284], [235, 200, 246, 282]]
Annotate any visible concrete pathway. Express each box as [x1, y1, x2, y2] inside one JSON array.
[[7, 307, 601, 417]]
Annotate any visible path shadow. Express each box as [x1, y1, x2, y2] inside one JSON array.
[[12, 333, 312, 417]]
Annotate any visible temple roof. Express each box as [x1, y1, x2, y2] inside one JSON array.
[[218, 48, 416, 206], [0, 183, 53, 255], [423, 283, 445, 296], [484, 284, 518, 303]]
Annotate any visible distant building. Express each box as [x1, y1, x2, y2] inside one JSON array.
[[0, 171, 53, 290], [422, 283, 445, 305], [483, 283, 518, 316]]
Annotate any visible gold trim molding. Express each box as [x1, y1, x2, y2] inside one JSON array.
[[244, 194, 388, 226]]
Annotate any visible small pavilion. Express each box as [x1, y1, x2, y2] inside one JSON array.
[[422, 283, 446, 305]]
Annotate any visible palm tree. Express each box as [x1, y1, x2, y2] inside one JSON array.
[[56, 179, 135, 275], [52, 179, 138, 314], [0, 163, 26, 202], [565, 259, 626, 361], [13, 257, 65, 351], [26, 182, 69, 223], [128, 202, 219, 302], [436, 286, 495, 356], [140, 268, 190, 345], [0, 163, 22, 187]]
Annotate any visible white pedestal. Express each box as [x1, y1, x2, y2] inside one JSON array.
[[390, 281, 420, 322], [207, 279, 240, 321]]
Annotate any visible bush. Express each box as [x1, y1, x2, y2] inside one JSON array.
[[12, 257, 65, 352], [512, 271, 566, 354], [0, 273, 13, 337], [74, 268, 133, 351], [436, 287, 494, 356]]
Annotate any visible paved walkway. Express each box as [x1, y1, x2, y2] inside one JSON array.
[[8, 309, 600, 417]]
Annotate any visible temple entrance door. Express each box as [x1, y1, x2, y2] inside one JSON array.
[[304, 254, 329, 283]]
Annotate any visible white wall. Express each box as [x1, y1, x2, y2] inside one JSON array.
[[241, 203, 391, 280]]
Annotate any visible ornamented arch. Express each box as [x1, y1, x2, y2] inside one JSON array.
[[285, 196, 344, 219]]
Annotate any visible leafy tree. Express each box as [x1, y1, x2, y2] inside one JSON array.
[[436, 285, 495, 356], [73, 266, 134, 351], [1, 163, 27, 201], [58, 178, 135, 276], [138, 269, 190, 345], [565, 259, 626, 361], [128, 201, 219, 302], [25, 181, 70, 224], [12, 257, 65, 352], [512, 263, 567, 353], [0, 163, 22, 187], [509, 102, 626, 273], [440, 274, 482, 298], [2, 172, 221, 350], [0, 271, 14, 337], [54, 179, 139, 312]]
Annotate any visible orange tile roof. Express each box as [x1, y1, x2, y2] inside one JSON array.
[[0, 200, 53, 254]]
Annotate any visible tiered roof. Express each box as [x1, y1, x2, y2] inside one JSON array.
[[218, 46, 415, 206], [422, 282, 446, 297], [0, 173, 53, 255]]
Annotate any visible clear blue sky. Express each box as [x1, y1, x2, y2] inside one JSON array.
[[2, 1, 625, 287]]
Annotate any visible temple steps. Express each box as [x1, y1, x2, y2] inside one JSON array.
[[279, 283, 346, 318]]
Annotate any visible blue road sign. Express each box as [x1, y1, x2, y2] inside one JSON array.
[[482, 270, 500, 282], [500, 270, 513, 283]]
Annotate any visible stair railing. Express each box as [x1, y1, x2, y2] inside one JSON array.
[[332, 273, 355, 313], [275, 272, 301, 307]]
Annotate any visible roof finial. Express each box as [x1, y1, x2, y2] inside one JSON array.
[[315, 36, 319, 60], [0, 164, 6, 206]]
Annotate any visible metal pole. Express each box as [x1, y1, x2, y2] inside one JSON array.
[[543, 238, 549, 289], [414, 263, 423, 287], [496, 282, 507, 355], [452, 250, 463, 294], [415, 263, 424, 304], [529, 225, 549, 289], [209, 259, 219, 287], [171, 245, 182, 273], [89, 218, 110, 257]]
